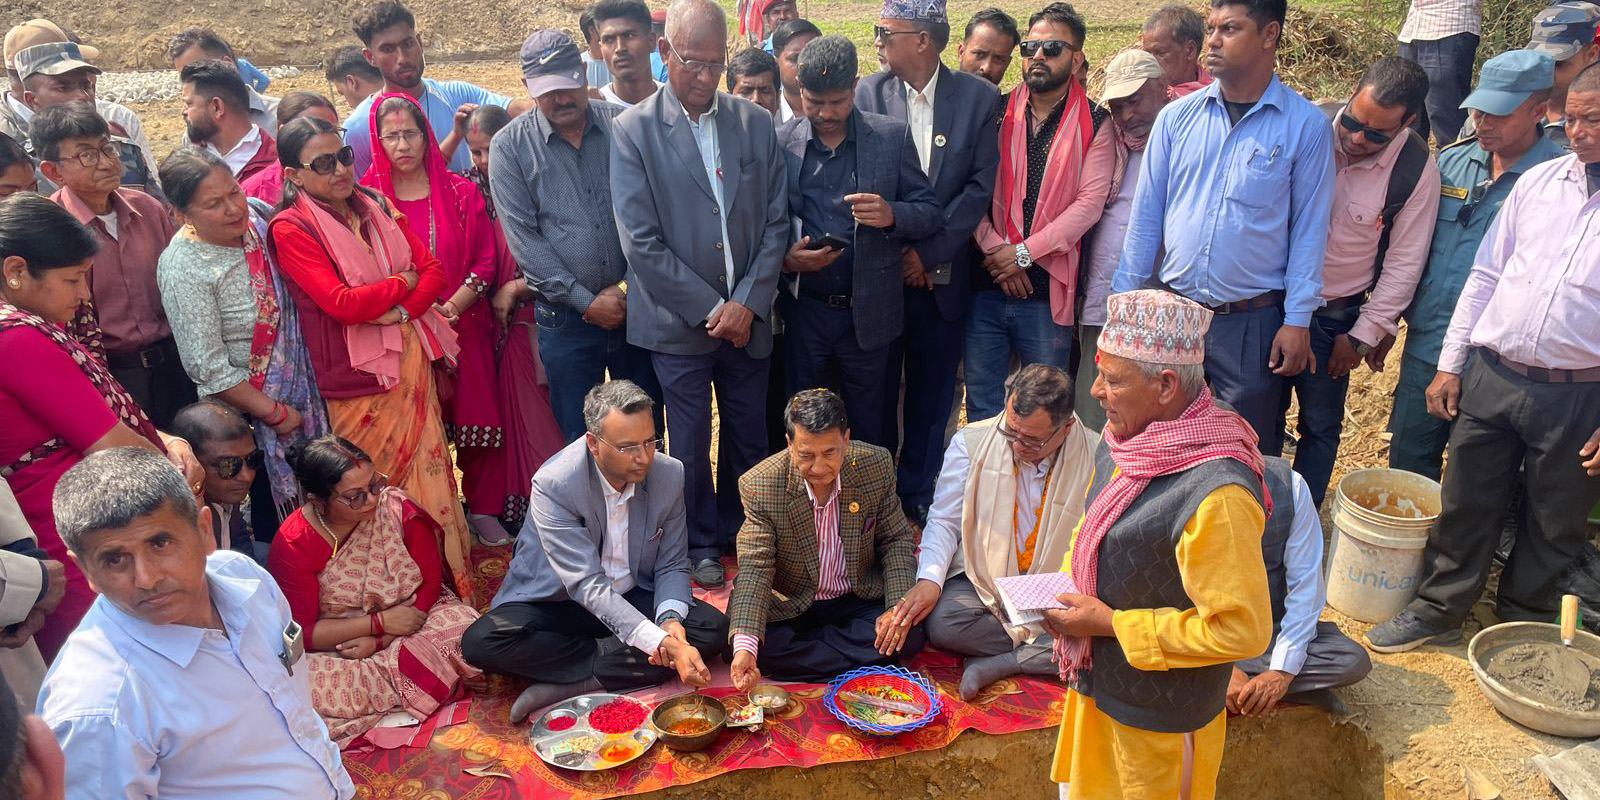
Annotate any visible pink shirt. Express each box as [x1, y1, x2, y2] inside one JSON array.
[[732, 477, 848, 657], [53, 187, 176, 353], [1321, 126, 1441, 347], [1439, 154, 1600, 373]]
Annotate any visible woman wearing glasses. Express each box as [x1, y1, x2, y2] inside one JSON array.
[[241, 90, 343, 205], [267, 116, 476, 604], [0, 193, 202, 658], [268, 435, 481, 747], [156, 147, 330, 542], [362, 93, 516, 547]]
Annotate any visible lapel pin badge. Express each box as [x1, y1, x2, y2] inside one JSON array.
[[934, 134, 947, 147], [848, 501, 860, 513]]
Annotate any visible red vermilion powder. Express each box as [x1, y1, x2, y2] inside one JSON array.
[[589, 699, 647, 734], [546, 715, 577, 732]]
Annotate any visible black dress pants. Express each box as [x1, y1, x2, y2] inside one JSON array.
[[756, 593, 926, 682]]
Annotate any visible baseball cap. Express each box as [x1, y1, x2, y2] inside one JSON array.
[[1528, 2, 1600, 60], [1102, 49, 1166, 102], [14, 41, 102, 81], [520, 30, 584, 98], [4, 18, 99, 70], [1461, 50, 1554, 115]]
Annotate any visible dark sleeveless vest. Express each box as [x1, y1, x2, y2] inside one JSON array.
[[1075, 441, 1266, 733], [1259, 457, 1296, 645]]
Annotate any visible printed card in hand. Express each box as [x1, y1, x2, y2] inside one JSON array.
[[994, 571, 1080, 628]]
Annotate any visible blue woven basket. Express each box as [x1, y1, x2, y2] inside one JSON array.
[[823, 665, 943, 736]]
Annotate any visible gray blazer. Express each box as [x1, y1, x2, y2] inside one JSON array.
[[777, 111, 940, 351], [490, 438, 692, 640], [610, 84, 790, 359]]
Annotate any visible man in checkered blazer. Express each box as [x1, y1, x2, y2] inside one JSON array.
[[727, 389, 921, 689]]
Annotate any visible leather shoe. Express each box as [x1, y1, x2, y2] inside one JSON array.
[[692, 558, 725, 588]]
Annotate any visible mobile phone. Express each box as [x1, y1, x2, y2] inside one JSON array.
[[806, 233, 850, 251]]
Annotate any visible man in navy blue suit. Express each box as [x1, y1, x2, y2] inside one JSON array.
[[856, 0, 1001, 525]]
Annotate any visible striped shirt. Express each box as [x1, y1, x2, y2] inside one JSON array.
[[1398, 0, 1481, 42], [732, 477, 848, 656]]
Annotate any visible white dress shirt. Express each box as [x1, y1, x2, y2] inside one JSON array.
[[1272, 470, 1326, 676], [681, 95, 738, 319], [915, 431, 1053, 586], [593, 464, 686, 655], [38, 551, 354, 800], [904, 66, 941, 175], [205, 124, 264, 176]]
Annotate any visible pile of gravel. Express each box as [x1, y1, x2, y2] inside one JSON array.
[[98, 65, 302, 106]]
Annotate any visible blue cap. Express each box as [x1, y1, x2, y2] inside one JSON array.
[[1528, 2, 1600, 60], [1461, 50, 1555, 115], [519, 30, 584, 98]]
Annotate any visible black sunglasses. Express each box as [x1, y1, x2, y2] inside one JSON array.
[[873, 25, 922, 42], [300, 145, 356, 176], [1019, 39, 1080, 59], [1337, 110, 1398, 145], [1455, 177, 1495, 225], [210, 449, 264, 480]]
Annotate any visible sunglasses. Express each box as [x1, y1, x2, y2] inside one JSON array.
[[337, 472, 390, 509], [1019, 39, 1081, 59], [1454, 177, 1495, 225], [873, 25, 922, 42], [210, 449, 264, 480], [1337, 110, 1398, 145], [299, 145, 356, 175]]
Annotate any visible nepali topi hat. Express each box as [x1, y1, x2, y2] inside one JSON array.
[[1098, 290, 1212, 366]]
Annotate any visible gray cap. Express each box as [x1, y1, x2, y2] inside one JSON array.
[[14, 40, 101, 80], [1528, 2, 1600, 60], [1461, 50, 1555, 115], [520, 30, 584, 98]]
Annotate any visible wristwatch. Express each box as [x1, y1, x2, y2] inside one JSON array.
[[1014, 242, 1033, 269], [1350, 336, 1374, 357], [658, 610, 685, 625], [394, 305, 411, 324]]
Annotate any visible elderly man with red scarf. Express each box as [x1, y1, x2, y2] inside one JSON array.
[[1041, 289, 1274, 800]]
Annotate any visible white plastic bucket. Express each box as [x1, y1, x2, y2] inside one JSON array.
[[1324, 468, 1442, 623]]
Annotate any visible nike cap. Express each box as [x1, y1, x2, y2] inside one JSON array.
[[520, 30, 584, 98]]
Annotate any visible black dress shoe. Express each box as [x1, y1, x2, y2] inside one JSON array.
[[692, 558, 726, 588]]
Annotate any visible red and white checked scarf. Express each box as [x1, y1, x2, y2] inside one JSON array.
[[1054, 387, 1270, 681]]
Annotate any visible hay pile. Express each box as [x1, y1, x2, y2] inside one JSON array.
[[1278, 7, 1396, 102]]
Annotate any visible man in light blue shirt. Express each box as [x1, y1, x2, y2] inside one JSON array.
[[1111, 0, 1334, 455], [37, 448, 353, 800], [343, 0, 510, 175]]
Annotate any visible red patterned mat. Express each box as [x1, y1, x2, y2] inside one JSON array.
[[342, 547, 1067, 799]]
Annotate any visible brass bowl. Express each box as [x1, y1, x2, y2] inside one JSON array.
[[748, 684, 791, 711], [650, 693, 727, 752]]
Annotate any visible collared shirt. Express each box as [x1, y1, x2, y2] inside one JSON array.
[[1081, 150, 1142, 328], [1272, 468, 1325, 675], [247, 86, 281, 136], [731, 476, 848, 658], [905, 66, 941, 174], [916, 432, 1055, 586], [1403, 132, 1567, 364], [489, 103, 627, 313], [344, 77, 510, 175], [683, 96, 738, 294], [206, 124, 264, 176], [1112, 76, 1334, 326], [598, 81, 661, 110], [54, 186, 177, 352], [1322, 124, 1441, 347], [38, 551, 355, 800], [1439, 153, 1600, 373], [591, 463, 683, 655], [1398, 0, 1481, 42], [797, 113, 859, 295], [778, 87, 798, 125]]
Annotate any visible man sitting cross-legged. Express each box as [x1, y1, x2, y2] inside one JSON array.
[[460, 380, 728, 722], [728, 389, 922, 690], [891, 364, 1099, 700]]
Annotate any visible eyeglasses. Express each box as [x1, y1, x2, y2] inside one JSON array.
[[873, 25, 922, 42], [1019, 39, 1081, 59], [594, 435, 660, 457], [666, 39, 726, 75], [54, 140, 120, 169], [997, 417, 1071, 450], [210, 449, 264, 480], [1455, 177, 1495, 224], [299, 145, 356, 175], [378, 128, 424, 144], [337, 472, 389, 508], [1337, 109, 1400, 145]]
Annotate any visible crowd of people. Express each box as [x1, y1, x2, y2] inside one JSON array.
[[0, 0, 1598, 796]]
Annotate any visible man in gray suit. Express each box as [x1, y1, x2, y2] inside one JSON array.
[[610, 0, 789, 588], [460, 381, 728, 723], [777, 35, 939, 448]]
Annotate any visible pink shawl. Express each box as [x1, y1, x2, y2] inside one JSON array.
[[291, 188, 459, 388]]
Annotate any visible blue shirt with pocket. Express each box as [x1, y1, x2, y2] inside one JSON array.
[[1111, 75, 1335, 326]]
